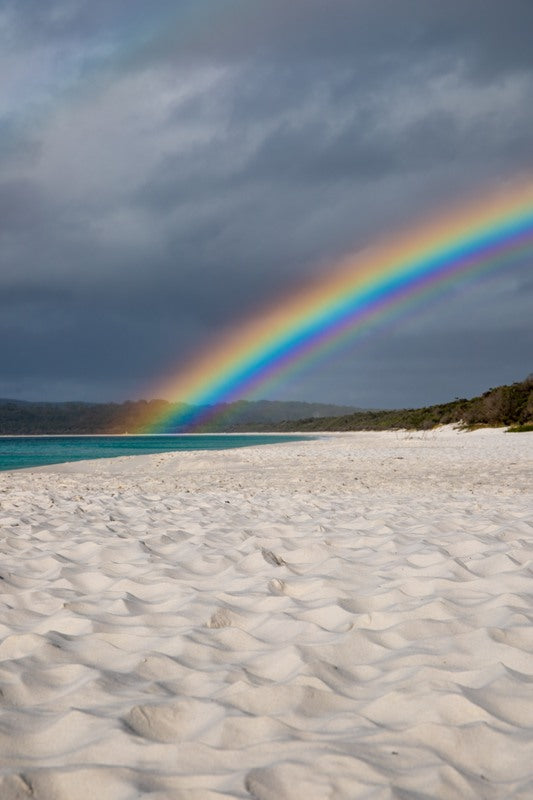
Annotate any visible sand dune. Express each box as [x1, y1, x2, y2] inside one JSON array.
[[0, 427, 532, 798]]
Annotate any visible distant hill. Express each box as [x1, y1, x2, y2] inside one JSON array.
[[266, 377, 533, 432], [0, 398, 360, 435], [1, 378, 531, 434]]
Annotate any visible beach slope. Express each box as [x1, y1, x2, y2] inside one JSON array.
[[0, 428, 531, 799]]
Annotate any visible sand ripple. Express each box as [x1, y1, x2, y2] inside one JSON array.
[[0, 428, 531, 798]]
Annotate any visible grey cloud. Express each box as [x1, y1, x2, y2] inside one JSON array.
[[0, 121, 42, 167], [0, 180, 48, 233], [1, 1, 532, 405], [7, 1, 533, 81]]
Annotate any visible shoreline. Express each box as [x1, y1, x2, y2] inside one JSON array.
[[0, 432, 314, 475], [0, 428, 531, 798]]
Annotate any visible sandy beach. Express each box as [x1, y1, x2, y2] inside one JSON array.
[[0, 427, 532, 799]]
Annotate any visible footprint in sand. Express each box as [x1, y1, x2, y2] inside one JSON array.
[[261, 548, 286, 566], [206, 608, 233, 628]]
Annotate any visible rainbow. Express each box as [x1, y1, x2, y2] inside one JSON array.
[[138, 179, 533, 432]]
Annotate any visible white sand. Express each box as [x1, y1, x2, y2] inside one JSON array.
[[0, 427, 532, 799]]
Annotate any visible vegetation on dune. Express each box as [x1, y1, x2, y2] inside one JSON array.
[[508, 423, 533, 433], [265, 377, 533, 432]]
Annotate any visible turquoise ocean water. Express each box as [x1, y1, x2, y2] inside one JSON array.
[[0, 435, 306, 472]]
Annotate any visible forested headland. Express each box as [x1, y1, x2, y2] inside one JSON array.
[[267, 377, 533, 433]]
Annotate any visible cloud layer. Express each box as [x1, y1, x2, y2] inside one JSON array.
[[1, 0, 532, 405]]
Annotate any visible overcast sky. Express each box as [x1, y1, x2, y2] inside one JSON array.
[[1, 0, 532, 408]]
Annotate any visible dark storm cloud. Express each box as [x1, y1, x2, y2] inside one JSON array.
[[1, 1, 532, 404]]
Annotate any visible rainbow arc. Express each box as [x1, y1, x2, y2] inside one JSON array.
[[137, 179, 533, 432]]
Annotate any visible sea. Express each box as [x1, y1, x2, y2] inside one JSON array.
[[0, 434, 307, 472]]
